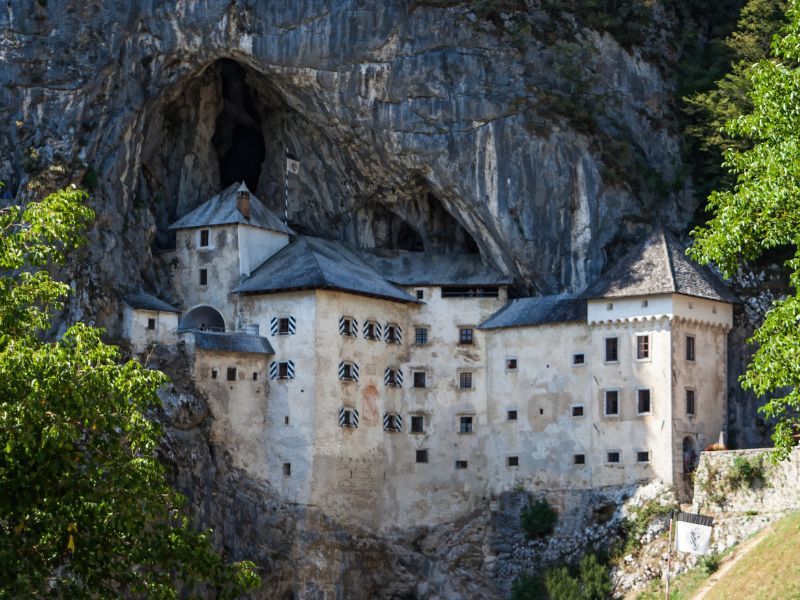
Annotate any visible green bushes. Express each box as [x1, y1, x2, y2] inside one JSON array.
[[521, 498, 558, 539], [727, 455, 766, 490], [621, 499, 677, 553], [511, 553, 612, 600]]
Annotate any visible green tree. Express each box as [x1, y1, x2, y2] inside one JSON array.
[[0, 186, 260, 597], [689, 0, 800, 460]]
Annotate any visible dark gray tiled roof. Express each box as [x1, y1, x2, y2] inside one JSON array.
[[168, 182, 294, 235], [583, 229, 739, 303], [190, 330, 274, 354], [360, 250, 512, 286], [479, 294, 586, 330], [124, 293, 180, 313], [235, 237, 418, 304]]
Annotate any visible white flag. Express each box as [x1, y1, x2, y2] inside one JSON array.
[[675, 512, 714, 555], [286, 153, 300, 175]]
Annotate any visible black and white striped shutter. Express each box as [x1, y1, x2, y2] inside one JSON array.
[[383, 412, 391, 430], [351, 362, 359, 381], [375, 322, 383, 339], [383, 412, 403, 431], [287, 316, 296, 334], [395, 325, 402, 343], [339, 407, 360, 428], [352, 318, 359, 334], [269, 317, 278, 336], [269, 361, 278, 379], [339, 407, 347, 426], [338, 361, 359, 381], [338, 317, 347, 335], [385, 324, 403, 343], [395, 413, 402, 430], [395, 368, 403, 387], [286, 360, 295, 379], [384, 368, 403, 387], [351, 408, 359, 427]]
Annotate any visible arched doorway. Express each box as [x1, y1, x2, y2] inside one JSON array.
[[682, 436, 698, 476], [179, 305, 225, 332]]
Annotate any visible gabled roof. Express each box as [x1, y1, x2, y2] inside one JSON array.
[[361, 250, 512, 286], [190, 330, 274, 354], [583, 229, 739, 304], [235, 236, 418, 304], [124, 293, 180, 313], [479, 294, 586, 330], [167, 182, 294, 235]]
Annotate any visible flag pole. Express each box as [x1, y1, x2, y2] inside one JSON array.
[[665, 510, 674, 600], [284, 146, 289, 225]]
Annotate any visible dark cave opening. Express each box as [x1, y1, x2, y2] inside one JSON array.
[[396, 222, 424, 252], [212, 60, 266, 192]]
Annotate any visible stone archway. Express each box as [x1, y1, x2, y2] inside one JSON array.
[[682, 436, 698, 476], [179, 305, 225, 332]]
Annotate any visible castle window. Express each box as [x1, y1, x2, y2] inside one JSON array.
[[507, 456, 519, 467], [637, 389, 652, 414], [416, 449, 429, 463], [199, 269, 208, 286], [271, 316, 296, 335], [252, 372, 258, 381], [686, 335, 696, 362], [413, 371, 427, 388], [416, 289, 424, 300], [283, 463, 291, 476], [414, 327, 429, 345], [441, 286, 499, 298], [455, 460, 468, 469], [685, 389, 696, 416], [606, 302, 613, 310], [338, 361, 359, 382], [147, 318, 156, 330], [338, 407, 359, 428], [572, 405, 584, 417], [459, 415, 474, 433], [226, 367, 237, 381], [605, 337, 618, 362], [339, 316, 357, 337], [604, 390, 619, 416], [270, 361, 296, 380], [574, 454, 585, 465], [641, 299, 648, 308], [383, 412, 402, 432], [199, 229, 209, 247], [507, 409, 518, 421], [363, 320, 381, 340], [385, 323, 402, 344], [211, 368, 218, 380], [278, 318, 291, 335], [458, 327, 474, 345], [572, 353, 585, 365], [606, 451, 621, 464], [384, 367, 403, 387], [410, 415, 425, 433], [505, 358, 518, 370], [636, 451, 650, 463], [458, 371, 473, 390], [636, 334, 650, 360], [284, 415, 290, 425]]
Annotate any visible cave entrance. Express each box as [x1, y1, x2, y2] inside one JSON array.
[[212, 60, 266, 193], [180, 305, 226, 332]]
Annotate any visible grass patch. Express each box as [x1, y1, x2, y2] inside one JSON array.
[[634, 547, 733, 600], [704, 512, 800, 600]]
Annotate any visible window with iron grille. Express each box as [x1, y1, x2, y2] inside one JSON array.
[[637, 451, 650, 463], [415, 327, 429, 345], [574, 454, 585, 465], [458, 371, 473, 390], [458, 327, 474, 345], [507, 409, 518, 421], [226, 367, 237, 381], [607, 451, 621, 464], [686, 389, 696, 416], [686, 335, 696, 362], [410, 415, 425, 433], [604, 390, 619, 416], [415, 449, 428, 463], [507, 456, 519, 467], [605, 337, 618, 362], [459, 415, 474, 433], [636, 334, 650, 360], [455, 460, 468, 469], [413, 371, 426, 388]]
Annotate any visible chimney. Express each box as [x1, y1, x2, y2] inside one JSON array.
[[236, 182, 250, 219]]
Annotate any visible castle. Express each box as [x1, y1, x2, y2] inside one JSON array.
[[122, 182, 736, 529]]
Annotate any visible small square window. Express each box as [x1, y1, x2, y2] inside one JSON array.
[[637, 389, 651, 414], [416, 289, 424, 300], [199, 229, 209, 247], [686, 336, 696, 362], [211, 368, 218, 380], [278, 317, 291, 335], [637, 451, 650, 463], [507, 456, 519, 467], [415, 327, 429, 345], [507, 409, 518, 421], [604, 390, 619, 416], [416, 449, 428, 463], [284, 415, 290, 425], [458, 371, 473, 390], [340, 317, 357, 337], [607, 451, 620, 464], [605, 337, 618, 362], [606, 302, 613, 310], [386, 324, 401, 344], [636, 334, 650, 360], [572, 405, 584, 417], [573, 353, 585, 365], [505, 358, 518, 370], [226, 367, 237, 381], [459, 327, 474, 345], [574, 454, 585, 465], [459, 415, 474, 433], [199, 268, 208, 286], [147, 317, 156, 330], [384, 412, 402, 432], [641, 299, 648, 308], [686, 389, 696, 416], [340, 362, 357, 381], [364, 321, 379, 340], [385, 368, 401, 387], [455, 460, 468, 469], [283, 462, 291, 476], [252, 372, 258, 381], [413, 371, 427, 388], [410, 415, 425, 433], [340, 408, 358, 428]]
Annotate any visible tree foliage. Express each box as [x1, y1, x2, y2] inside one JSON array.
[[689, 0, 800, 460], [0, 187, 260, 597]]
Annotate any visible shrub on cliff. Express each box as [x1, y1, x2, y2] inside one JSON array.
[[521, 498, 558, 539]]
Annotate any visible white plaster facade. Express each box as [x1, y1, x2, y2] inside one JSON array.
[[122, 300, 179, 354]]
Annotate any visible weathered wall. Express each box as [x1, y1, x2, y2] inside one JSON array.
[[121, 305, 178, 353]]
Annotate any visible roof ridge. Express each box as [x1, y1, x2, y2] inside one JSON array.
[[660, 228, 677, 293], [301, 237, 330, 286]]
